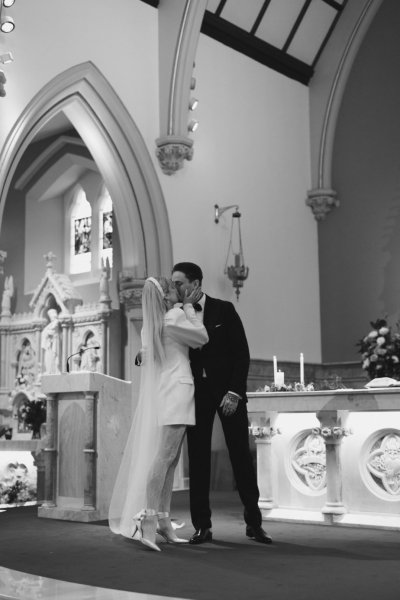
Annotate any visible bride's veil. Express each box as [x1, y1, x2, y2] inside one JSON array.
[[108, 279, 165, 537]]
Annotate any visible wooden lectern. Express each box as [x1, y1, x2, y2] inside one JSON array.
[[38, 372, 132, 522]]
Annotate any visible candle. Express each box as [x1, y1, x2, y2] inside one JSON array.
[[300, 353, 304, 385], [273, 355, 277, 384], [275, 370, 285, 388]]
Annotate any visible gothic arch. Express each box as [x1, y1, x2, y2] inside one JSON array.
[[307, 0, 384, 219], [0, 61, 172, 276]]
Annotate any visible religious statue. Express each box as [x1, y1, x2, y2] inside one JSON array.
[[16, 340, 36, 387], [1, 275, 14, 317], [41, 308, 61, 374], [80, 336, 100, 372]]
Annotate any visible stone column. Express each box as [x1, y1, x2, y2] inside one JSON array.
[[249, 411, 280, 510], [118, 274, 145, 384], [42, 393, 58, 507], [83, 391, 96, 510], [316, 410, 351, 520], [100, 315, 108, 374], [0, 325, 9, 388], [59, 316, 71, 374], [33, 321, 43, 381], [156, 0, 208, 174]]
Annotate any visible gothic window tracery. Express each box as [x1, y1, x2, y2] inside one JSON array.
[[99, 187, 113, 270], [70, 188, 92, 274], [68, 184, 113, 277]]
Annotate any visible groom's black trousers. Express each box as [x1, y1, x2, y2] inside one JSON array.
[[186, 378, 262, 530]]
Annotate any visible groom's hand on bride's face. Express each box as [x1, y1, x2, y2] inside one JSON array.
[[183, 287, 202, 305]]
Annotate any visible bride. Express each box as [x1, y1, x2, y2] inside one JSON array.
[[109, 276, 208, 551]]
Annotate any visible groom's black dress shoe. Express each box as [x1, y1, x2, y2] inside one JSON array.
[[246, 525, 272, 544], [189, 528, 212, 544]]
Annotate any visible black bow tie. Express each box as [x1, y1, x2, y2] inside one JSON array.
[[193, 303, 202, 312]]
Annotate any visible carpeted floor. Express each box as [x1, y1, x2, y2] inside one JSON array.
[[1, 491, 400, 600]]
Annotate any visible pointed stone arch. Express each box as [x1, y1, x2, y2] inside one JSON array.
[[0, 61, 172, 276]]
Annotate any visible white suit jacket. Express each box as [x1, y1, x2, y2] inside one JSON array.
[[157, 305, 208, 425]]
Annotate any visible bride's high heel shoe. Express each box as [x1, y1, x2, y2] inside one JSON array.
[[157, 512, 188, 544], [133, 509, 161, 552]]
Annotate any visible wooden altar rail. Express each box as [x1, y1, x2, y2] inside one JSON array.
[[247, 388, 400, 530]]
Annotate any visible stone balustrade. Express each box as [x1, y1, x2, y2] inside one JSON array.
[[247, 388, 400, 529]]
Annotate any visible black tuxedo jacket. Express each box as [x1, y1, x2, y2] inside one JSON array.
[[189, 295, 250, 401]]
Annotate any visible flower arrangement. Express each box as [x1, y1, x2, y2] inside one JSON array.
[[18, 398, 46, 438], [257, 382, 315, 393], [0, 462, 36, 506], [357, 318, 400, 380]]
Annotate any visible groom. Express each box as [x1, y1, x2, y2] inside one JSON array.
[[172, 262, 272, 545]]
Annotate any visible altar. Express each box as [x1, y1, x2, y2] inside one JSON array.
[[247, 388, 400, 529]]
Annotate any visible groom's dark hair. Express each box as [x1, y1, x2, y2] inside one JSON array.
[[172, 262, 203, 283]]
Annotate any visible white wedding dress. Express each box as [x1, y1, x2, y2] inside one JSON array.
[[108, 303, 208, 538]]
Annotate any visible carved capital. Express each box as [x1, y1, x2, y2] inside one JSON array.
[[249, 425, 281, 441], [306, 188, 339, 221], [155, 136, 193, 175], [312, 426, 352, 443], [316, 410, 351, 444], [118, 273, 146, 311]]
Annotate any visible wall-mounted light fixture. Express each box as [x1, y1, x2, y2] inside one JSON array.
[[214, 204, 249, 300], [0, 0, 16, 33], [0, 51, 13, 64], [189, 98, 199, 111], [0, 15, 14, 32], [188, 119, 199, 132]]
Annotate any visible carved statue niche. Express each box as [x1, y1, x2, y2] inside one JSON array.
[[12, 391, 32, 436], [78, 331, 101, 372], [15, 338, 37, 388]]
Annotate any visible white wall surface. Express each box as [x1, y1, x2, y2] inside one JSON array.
[[161, 35, 321, 362], [0, 1, 321, 363], [24, 192, 64, 294], [0, 0, 159, 152]]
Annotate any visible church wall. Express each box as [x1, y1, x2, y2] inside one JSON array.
[[2, 159, 123, 315], [0, 188, 25, 314], [0, 1, 159, 153], [1, 138, 67, 314], [320, 0, 400, 363], [0, 0, 321, 366], [25, 192, 64, 295], [162, 33, 321, 364]]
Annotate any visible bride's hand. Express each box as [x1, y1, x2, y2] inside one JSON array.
[[183, 287, 202, 305]]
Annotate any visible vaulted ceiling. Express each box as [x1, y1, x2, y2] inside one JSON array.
[[144, 0, 348, 85], [202, 0, 347, 84], [33, 0, 351, 143]]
